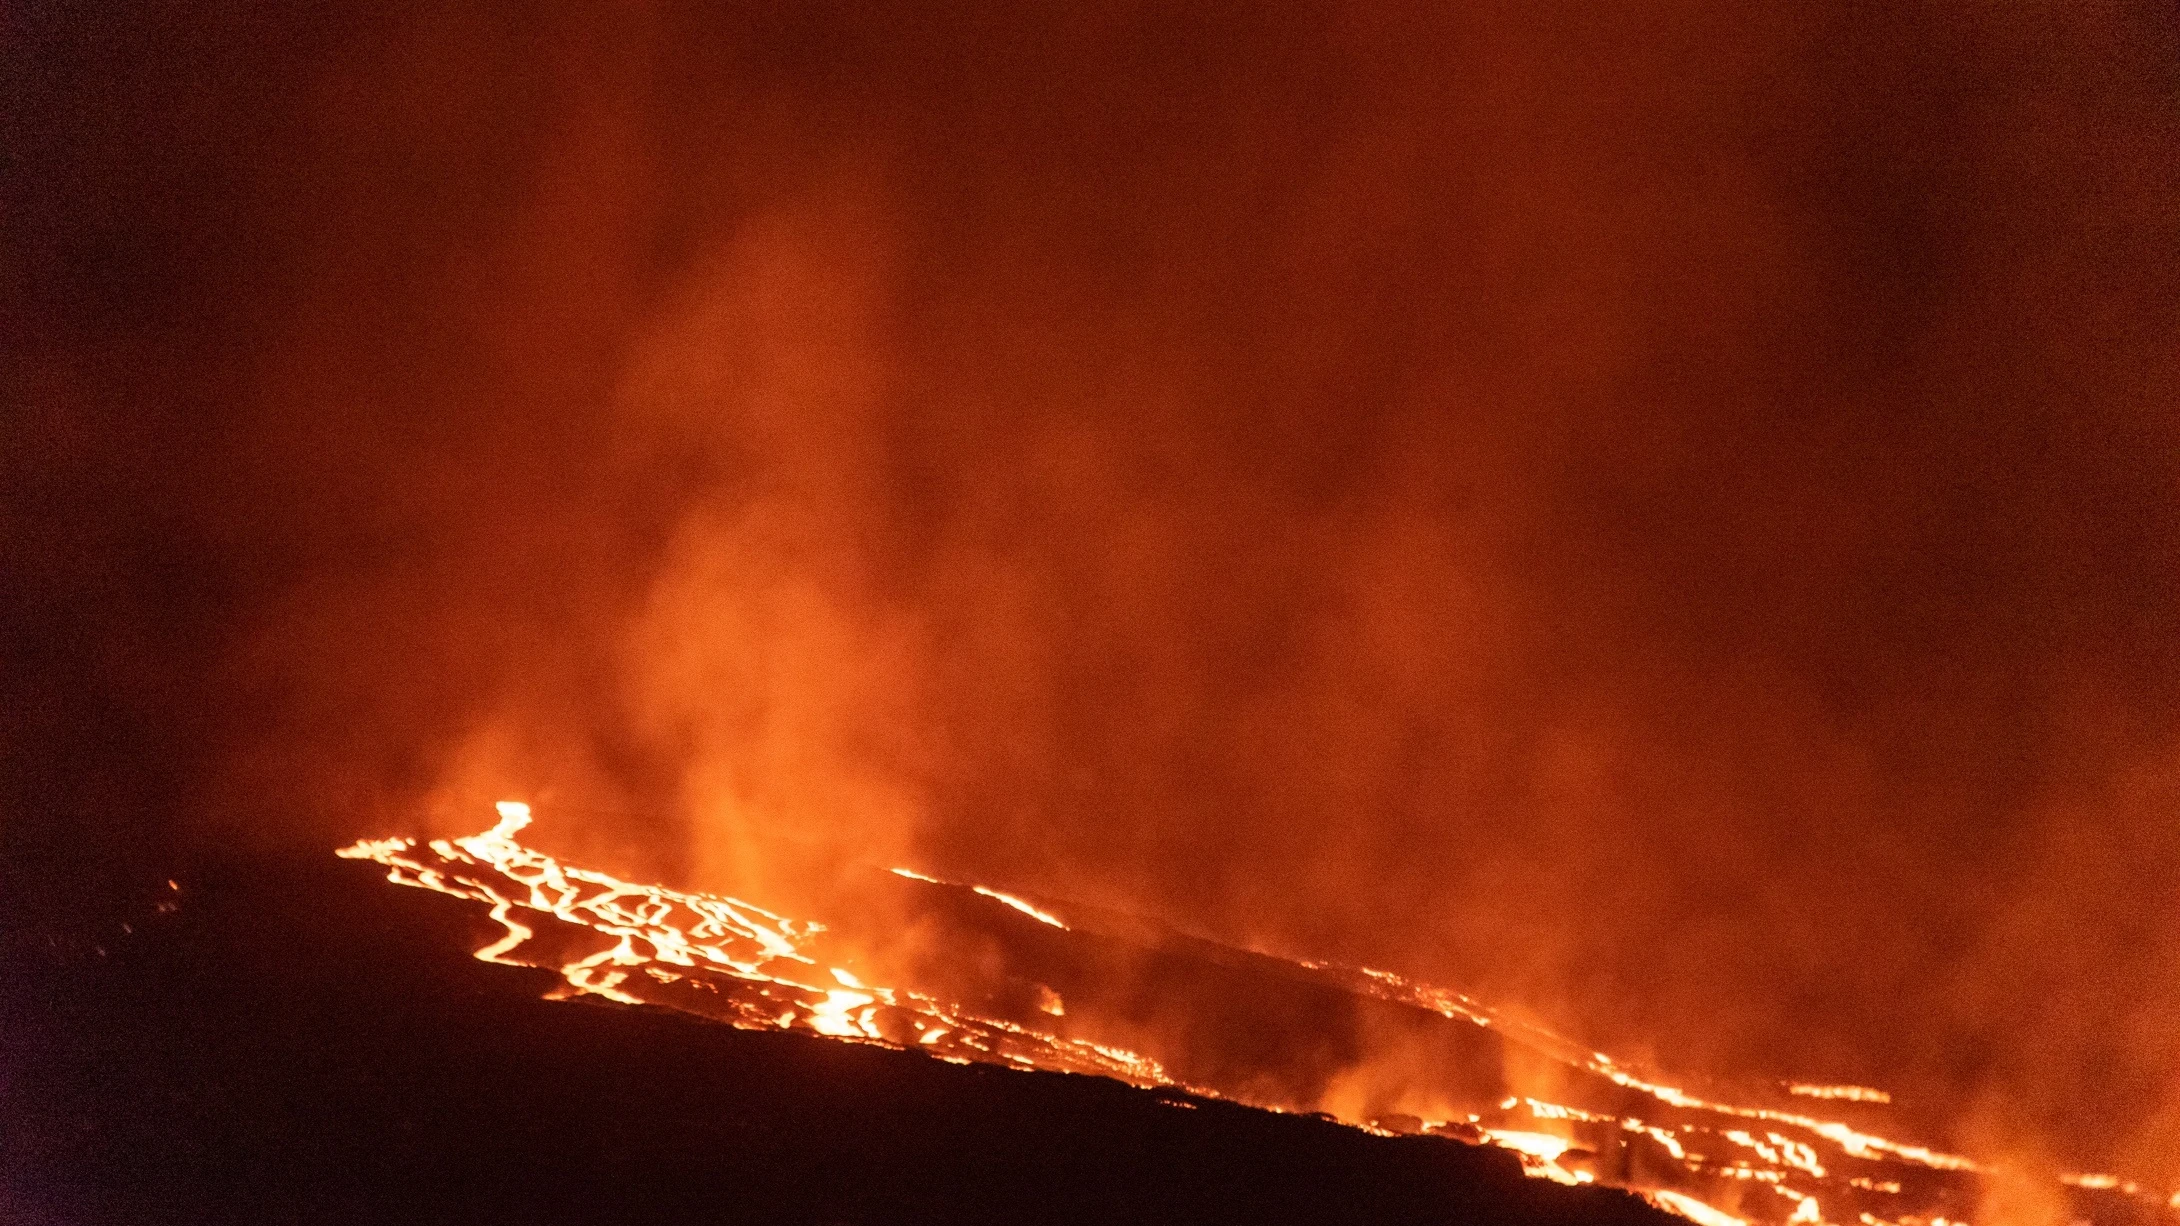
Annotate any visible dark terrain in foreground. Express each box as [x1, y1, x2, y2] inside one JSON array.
[[2, 852, 1682, 1225]]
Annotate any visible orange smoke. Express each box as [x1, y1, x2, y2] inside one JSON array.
[[9, 1, 2179, 1210]]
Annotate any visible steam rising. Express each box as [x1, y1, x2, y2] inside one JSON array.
[[11, 0, 2178, 1206]]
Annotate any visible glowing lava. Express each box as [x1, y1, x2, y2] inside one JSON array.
[[338, 805, 2177, 1226], [337, 802, 1159, 1083]]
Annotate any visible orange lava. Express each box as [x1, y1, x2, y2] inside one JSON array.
[[339, 805, 2177, 1226]]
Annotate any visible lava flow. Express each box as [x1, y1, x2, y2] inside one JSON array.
[[339, 805, 2180, 1226]]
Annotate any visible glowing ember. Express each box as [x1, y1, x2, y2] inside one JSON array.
[[893, 866, 1071, 930], [970, 886, 1070, 930], [1652, 1189, 1752, 1226], [339, 805, 2180, 1226], [1790, 1085, 1893, 1105]]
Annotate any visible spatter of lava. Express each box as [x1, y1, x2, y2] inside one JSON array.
[[340, 804, 2177, 1226]]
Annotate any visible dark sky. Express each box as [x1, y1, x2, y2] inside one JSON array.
[[8, 0, 2179, 1195]]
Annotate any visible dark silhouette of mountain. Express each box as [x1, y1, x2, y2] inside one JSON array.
[[2, 850, 1682, 1226]]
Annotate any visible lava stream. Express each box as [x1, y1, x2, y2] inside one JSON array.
[[337, 805, 2177, 1226]]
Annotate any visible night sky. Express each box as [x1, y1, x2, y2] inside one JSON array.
[[9, 0, 2180, 1194]]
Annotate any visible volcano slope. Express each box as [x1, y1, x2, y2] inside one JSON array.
[[3, 846, 1680, 1226]]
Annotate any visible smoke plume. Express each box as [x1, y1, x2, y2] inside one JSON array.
[[9, 0, 2177, 1200]]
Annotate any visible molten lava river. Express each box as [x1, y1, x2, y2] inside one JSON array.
[[341, 803, 2177, 1226]]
